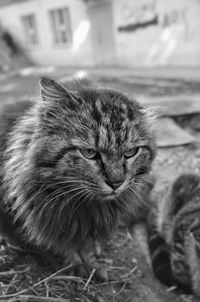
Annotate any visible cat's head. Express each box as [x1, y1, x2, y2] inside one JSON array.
[[33, 77, 156, 208]]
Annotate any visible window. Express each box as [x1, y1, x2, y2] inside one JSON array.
[[22, 14, 38, 45], [49, 7, 72, 45]]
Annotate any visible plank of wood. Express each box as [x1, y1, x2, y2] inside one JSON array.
[[140, 95, 200, 116], [156, 117, 197, 147]]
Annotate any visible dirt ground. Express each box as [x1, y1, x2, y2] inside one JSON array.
[[0, 71, 200, 302]]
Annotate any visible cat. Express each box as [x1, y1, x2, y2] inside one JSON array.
[[147, 173, 200, 296], [0, 77, 156, 273]]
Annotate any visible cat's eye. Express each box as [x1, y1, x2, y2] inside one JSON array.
[[80, 148, 97, 159], [124, 147, 139, 158]]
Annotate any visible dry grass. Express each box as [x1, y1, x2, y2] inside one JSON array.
[[0, 237, 138, 302]]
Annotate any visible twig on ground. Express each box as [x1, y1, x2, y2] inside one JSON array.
[[119, 266, 137, 279], [4, 274, 18, 295], [44, 281, 49, 298], [9, 294, 70, 302], [51, 275, 85, 284], [0, 264, 72, 300], [0, 267, 30, 277], [83, 268, 96, 291], [96, 276, 136, 287], [115, 281, 127, 295], [107, 266, 126, 271], [166, 285, 177, 292]]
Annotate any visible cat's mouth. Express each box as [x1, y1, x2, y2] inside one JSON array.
[[101, 190, 122, 201], [100, 182, 125, 200]]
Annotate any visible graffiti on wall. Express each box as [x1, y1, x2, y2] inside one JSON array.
[[161, 8, 188, 28], [118, 0, 158, 32], [164, 7, 197, 41], [116, 0, 200, 66], [117, 1, 194, 39], [160, 7, 196, 40], [146, 6, 195, 65]]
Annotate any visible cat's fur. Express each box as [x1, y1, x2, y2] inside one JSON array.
[[147, 174, 200, 296], [0, 77, 156, 265]]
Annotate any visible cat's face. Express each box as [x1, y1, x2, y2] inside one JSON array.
[[34, 77, 156, 205]]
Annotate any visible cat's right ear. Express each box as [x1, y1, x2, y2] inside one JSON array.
[[39, 77, 80, 107]]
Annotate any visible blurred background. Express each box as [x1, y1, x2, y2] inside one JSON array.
[[0, 0, 200, 69]]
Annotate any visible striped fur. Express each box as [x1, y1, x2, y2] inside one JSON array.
[[147, 174, 200, 296], [0, 77, 156, 264]]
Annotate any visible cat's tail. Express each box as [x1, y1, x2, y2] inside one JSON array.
[[170, 173, 200, 216], [184, 231, 200, 297], [147, 174, 200, 291], [147, 211, 174, 286]]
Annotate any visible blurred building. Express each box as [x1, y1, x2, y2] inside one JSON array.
[[0, 0, 200, 67]]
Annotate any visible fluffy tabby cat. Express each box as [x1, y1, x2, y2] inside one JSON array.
[[148, 173, 200, 296], [0, 77, 156, 271]]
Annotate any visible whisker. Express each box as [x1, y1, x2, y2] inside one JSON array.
[[129, 184, 151, 209], [35, 185, 86, 212], [57, 188, 89, 231], [69, 190, 92, 219]]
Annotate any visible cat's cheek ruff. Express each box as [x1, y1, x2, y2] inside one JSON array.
[[8, 190, 121, 254]]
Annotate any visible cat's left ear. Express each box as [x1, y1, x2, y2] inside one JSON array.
[[39, 77, 79, 105]]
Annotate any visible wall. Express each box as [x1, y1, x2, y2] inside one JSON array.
[[113, 0, 200, 66], [0, 0, 94, 66], [87, 0, 116, 66], [1, 0, 199, 67]]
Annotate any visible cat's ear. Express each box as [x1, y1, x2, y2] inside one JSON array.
[[39, 77, 79, 105], [140, 105, 159, 133]]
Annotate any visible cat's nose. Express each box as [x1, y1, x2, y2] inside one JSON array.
[[106, 180, 124, 190]]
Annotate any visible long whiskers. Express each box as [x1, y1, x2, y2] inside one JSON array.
[[35, 185, 86, 214], [29, 176, 87, 208], [128, 181, 151, 209], [69, 190, 94, 220], [57, 188, 89, 231]]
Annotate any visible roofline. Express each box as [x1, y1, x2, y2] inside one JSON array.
[[0, 0, 32, 8]]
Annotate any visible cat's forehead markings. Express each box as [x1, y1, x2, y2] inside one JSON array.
[[109, 132, 116, 147], [98, 125, 123, 151], [98, 125, 107, 147], [95, 98, 109, 122], [128, 127, 135, 141], [71, 137, 95, 148]]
